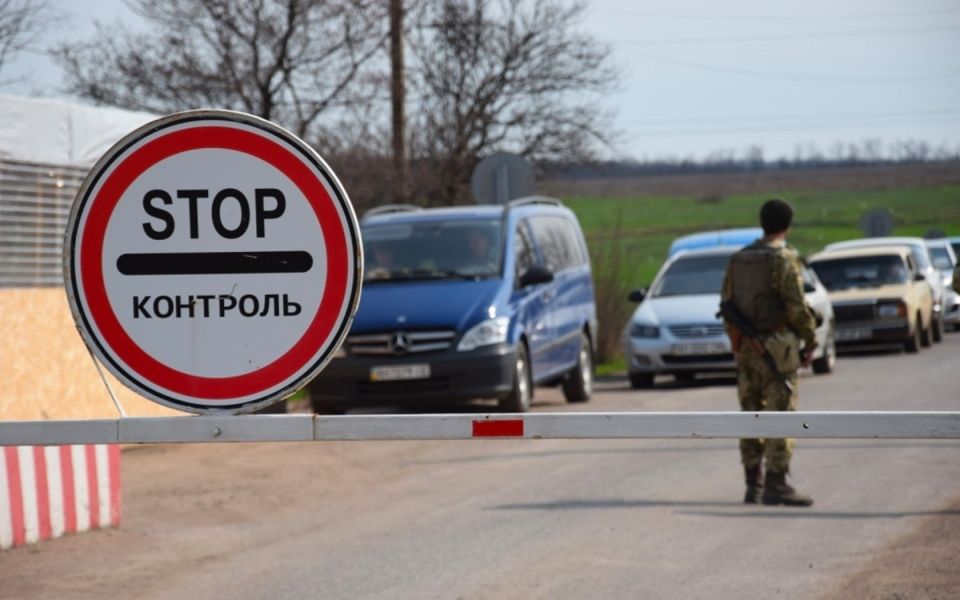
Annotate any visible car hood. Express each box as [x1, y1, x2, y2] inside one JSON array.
[[631, 294, 722, 326], [352, 279, 501, 333], [826, 284, 911, 303]]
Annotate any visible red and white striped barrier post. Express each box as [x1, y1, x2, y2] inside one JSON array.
[[1, 444, 120, 550]]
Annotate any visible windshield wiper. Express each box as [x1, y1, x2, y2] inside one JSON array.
[[365, 268, 482, 282]]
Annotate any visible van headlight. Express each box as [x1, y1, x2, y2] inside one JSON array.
[[457, 317, 510, 351]]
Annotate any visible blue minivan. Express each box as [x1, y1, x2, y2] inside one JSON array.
[[308, 198, 598, 412]]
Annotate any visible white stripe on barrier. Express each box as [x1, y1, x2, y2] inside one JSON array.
[[0, 449, 11, 548], [95, 444, 110, 527], [45, 445, 65, 539], [1, 412, 959, 445], [72, 445, 89, 532], [17, 446, 39, 544]]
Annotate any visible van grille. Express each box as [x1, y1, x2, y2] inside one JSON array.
[[347, 330, 456, 355]]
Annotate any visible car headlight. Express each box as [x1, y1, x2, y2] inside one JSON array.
[[629, 322, 660, 338], [457, 316, 510, 351], [877, 302, 906, 318]]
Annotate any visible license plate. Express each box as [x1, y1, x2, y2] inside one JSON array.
[[370, 364, 431, 382], [835, 328, 872, 341], [672, 342, 727, 356]]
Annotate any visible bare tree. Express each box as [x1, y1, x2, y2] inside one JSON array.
[[53, 0, 388, 140], [407, 0, 618, 204], [0, 0, 53, 78]]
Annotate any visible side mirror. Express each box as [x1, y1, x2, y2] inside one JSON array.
[[813, 310, 825, 327], [914, 272, 926, 282], [519, 264, 554, 288], [802, 282, 816, 294], [628, 288, 647, 303]]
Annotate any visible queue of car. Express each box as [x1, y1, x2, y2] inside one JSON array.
[[623, 231, 955, 389], [307, 198, 954, 412]]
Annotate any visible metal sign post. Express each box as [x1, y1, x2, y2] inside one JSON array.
[[63, 110, 362, 414]]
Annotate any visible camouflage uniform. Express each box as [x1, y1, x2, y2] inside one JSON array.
[[721, 239, 817, 475]]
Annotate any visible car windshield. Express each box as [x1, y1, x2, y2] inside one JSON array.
[[928, 246, 954, 271], [652, 255, 730, 297], [362, 219, 502, 282], [810, 255, 908, 291]]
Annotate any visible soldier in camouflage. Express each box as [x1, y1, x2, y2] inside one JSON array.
[[721, 199, 817, 507]]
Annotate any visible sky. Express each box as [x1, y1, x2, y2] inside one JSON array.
[[3, 0, 959, 162]]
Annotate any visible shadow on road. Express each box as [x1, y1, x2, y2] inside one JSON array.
[[491, 498, 960, 521], [678, 509, 960, 520]]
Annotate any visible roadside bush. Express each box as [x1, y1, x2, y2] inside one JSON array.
[[588, 211, 635, 364]]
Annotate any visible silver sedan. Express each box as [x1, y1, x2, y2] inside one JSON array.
[[622, 247, 835, 388]]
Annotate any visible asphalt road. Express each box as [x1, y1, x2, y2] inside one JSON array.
[[3, 334, 959, 599]]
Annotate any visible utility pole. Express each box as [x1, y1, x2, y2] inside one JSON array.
[[389, 0, 408, 202]]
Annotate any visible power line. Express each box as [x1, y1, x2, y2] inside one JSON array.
[[622, 111, 960, 137], [612, 24, 960, 46], [622, 108, 960, 127], [593, 7, 960, 23], [629, 50, 960, 84]]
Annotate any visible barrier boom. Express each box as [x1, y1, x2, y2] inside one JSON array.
[[1, 412, 959, 446]]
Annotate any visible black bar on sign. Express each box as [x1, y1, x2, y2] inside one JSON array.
[[116, 251, 313, 275]]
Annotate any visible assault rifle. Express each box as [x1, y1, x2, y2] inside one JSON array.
[[717, 300, 795, 395]]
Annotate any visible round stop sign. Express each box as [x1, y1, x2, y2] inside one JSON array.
[[64, 110, 362, 414]]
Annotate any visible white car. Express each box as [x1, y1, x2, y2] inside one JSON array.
[[925, 238, 959, 331], [623, 246, 836, 388]]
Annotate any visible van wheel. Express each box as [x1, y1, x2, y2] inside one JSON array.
[[562, 333, 593, 403], [629, 373, 655, 389], [905, 317, 921, 353], [920, 318, 932, 348], [812, 329, 836, 375], [932, 315, 944, 343], [308, 383, 346, 415], [499, 343, 532, 412]]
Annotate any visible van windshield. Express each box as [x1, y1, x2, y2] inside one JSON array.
[[810, 255, 908, 291], [652, 255, 731, 297], [362, 219, 502, 282]]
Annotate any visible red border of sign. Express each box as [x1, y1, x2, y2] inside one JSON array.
[[77, 125, 348, 400]]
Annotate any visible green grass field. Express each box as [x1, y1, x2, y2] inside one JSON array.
[[564, 186, 960, 289]]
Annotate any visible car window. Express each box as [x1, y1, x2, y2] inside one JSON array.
[[910, 245, 932, 271], [514, 221, 535, 283], [362, 219, 502, 281], [809, 255, 908, 291], [529, 215, 584, 271], [951, 242, 960, 258], [928, 246, 954, 270], [800, 266, 816, 288], [652, 255, 730, 297]]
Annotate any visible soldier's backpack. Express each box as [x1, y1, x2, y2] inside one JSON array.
[[728, 241, 784, 334]]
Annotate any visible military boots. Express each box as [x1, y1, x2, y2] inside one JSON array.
[[743, 464, 763, 504], [761, 471, 813, 507]]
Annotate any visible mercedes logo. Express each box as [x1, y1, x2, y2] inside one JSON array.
[[389, 332, 411, 355]]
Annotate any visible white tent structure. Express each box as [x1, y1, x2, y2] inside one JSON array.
[[0, 95, 157, 287], [0, 94, 156, 167]]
